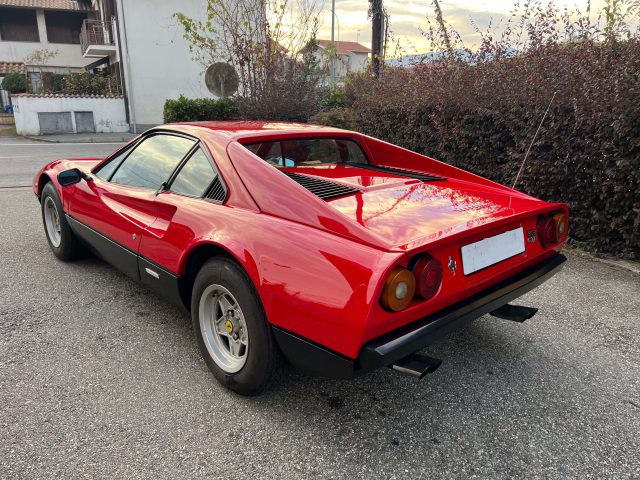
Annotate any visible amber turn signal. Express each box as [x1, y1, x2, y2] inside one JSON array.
[[381, 266, 416, 312], [553, 213, 568, 241]]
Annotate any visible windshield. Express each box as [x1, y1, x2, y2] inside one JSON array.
[[244, 138, 368, 167]]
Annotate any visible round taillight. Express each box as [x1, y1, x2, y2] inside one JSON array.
[[554, 213, 568, 240], [538, 216, 557, 247], [412, 256, 442, 300], [381, 266, 416, 312]]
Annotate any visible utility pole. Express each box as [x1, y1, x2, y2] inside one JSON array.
[[370, 0, 383, 78], [330, 0, 335, 83]]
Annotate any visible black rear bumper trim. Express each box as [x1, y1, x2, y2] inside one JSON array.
[[274, 253, 566, 379], [358, 253, 566, 370]]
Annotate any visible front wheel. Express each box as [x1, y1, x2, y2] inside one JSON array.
[[191, 257, 282, 396], [40, 182, 84, 261]]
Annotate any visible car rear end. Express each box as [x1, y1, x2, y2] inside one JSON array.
[[230, 130, 569, 379], [362, 204, 569, 344]]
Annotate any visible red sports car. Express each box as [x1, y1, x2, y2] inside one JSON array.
[[34, 122, 568, 395]]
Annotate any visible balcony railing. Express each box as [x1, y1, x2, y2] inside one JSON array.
[[80, 19, 114, 56]]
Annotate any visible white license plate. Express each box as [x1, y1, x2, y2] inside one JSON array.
[[461, 227, 525, 275]]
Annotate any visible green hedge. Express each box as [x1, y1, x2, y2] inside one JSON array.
[[163, 95, 237, 123]]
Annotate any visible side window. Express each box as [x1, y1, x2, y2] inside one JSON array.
[[94, 146, 132, 181], [110, 134, 195, 190], [170, 148, 217, 197]]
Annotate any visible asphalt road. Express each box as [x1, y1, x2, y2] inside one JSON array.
[[1, 139, 639, 479]]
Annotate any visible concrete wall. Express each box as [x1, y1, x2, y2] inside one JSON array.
[[0, 9, 95, 70], [348, 52, 369, 74], [12, 95, 128, 135], [118, 0, 213, 128]]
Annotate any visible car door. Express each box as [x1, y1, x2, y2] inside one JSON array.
[[137, 145, 226, 297], [66, 132, 196, 279]]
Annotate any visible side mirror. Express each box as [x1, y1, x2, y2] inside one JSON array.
[[57, 168, 91, 187]]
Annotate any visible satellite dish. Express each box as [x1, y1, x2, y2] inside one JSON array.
[[205, 62, 239, 97]]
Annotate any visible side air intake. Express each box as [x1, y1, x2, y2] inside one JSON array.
[[282, 171, 361, 200]]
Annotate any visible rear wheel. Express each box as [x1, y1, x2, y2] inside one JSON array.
[[191, 257, 282, 395], [40, 182, 84, 261]]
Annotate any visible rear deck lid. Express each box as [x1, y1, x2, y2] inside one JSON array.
[[285, 165, 548, 250]]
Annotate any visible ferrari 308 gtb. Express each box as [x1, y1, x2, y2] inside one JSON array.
[[34, 122, 568, 395]]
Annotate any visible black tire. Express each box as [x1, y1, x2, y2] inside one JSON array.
[[40, 182, 84, 261], [191, 257, 283, 396]]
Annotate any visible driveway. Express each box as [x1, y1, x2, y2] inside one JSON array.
[[1, 139, 638, 479]]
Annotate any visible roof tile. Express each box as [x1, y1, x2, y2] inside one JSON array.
[[11, 93, 122, 98], [0, 62, 26, 75], [317, 40, 372, 55], [0, 0, 94, 11]]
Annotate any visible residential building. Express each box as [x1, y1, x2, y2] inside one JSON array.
[[86, 0, 213, 131], [0, 0, 96, 92], [1, 0, 218, 132], [314, 40, 371, 83]]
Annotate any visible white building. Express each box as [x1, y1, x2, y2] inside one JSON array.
[[314, 40, 371, 83], [0, 0, 97, 92], [1, 0, 216, 132]]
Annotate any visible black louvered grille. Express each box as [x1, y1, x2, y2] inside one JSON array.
[[206, 176, 226, 202], [282, 172, 361, 200], [346, 163, 446, 182]]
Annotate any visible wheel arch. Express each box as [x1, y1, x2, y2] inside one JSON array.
[[36, 173, 53, 198], [178, 241, 262, 313]]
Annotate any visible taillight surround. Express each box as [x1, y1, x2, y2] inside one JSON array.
[[380, 254, 443, 312], [537, 211, 568, 248]]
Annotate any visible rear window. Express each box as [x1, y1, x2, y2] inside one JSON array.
[[244, 138, 368, 167]]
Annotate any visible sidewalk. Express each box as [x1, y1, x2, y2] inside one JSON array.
[[24, 132, 137, 143]]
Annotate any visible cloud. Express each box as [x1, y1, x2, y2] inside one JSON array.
[[313, 0, 606, 53]]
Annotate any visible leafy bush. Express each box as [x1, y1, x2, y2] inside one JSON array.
[[334, 2, 640, 259], [1, 72, 27, 93], [58, 73, 120, 96], [309, 108, 352, 129], [163, 95, 237, 123], [235, 73, 320, 122], [319, 86, 346, 110]]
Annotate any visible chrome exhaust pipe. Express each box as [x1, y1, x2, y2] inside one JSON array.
[[390, 353, 442, 380]]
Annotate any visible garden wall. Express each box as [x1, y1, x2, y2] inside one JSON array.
[[12, 94, 128, 136]]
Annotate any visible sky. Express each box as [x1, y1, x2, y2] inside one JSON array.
[[313, 0, 610, 54]]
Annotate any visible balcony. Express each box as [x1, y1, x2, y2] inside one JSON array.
[[80, 19, 117, 58]]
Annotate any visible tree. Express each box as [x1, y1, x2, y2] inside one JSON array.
[[175, 0, 323, 99], [1, 72, 27, 93]]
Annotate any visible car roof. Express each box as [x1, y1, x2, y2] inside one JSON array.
[[162, 121, 351, 142]]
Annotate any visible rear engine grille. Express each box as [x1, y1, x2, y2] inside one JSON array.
[[282, 172, 361, 200], [206, 176, 227, 202], [347, 163, 446, 182]]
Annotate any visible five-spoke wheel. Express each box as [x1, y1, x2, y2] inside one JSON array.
[[192, 257, 283, 395], [199, 284, 249, 373], [40, 182, 84, 261]]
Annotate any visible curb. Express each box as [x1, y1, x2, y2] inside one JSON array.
[[23, 135, 134, 144], [564, 248, 640, 275]]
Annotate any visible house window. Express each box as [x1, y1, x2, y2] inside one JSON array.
[[0, 8, 40, 42], [45, 11, 87, 44]]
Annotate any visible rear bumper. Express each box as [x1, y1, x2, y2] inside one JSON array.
[[273, 252, 567, 379]]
